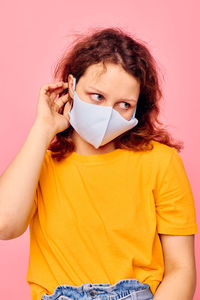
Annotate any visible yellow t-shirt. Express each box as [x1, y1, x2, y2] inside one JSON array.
[[26, 140, 198, 300]]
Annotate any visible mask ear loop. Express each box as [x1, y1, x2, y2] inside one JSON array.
[[73, 77, 76, 91], [70, 77, 77, 110], [131, 104, 137, 119]]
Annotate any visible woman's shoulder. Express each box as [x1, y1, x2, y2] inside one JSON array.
[[135, 140, 178, 160], [39, 149, 53, 173], [146, 140, 183, 173], [134, 140, 179, 169], [42, 149, 52, 164], [149, 140, 177, 155]]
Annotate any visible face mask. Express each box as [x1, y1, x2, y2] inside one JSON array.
[[68, 77, 138, 149]]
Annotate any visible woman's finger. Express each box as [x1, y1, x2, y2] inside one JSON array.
[[48, 85, 68, 101], [42, 82, 68, 94], [54, 94, 69, 112], [63, 101, 72, 120], [47, 82, 68, 90]]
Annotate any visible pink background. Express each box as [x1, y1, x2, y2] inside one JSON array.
[[0, 0, 199, 299]]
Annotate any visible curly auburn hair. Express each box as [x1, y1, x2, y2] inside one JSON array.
[[48, 26, 183, 161]]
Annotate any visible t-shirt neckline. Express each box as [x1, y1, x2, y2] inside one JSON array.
[[68, 148, 125, 163]]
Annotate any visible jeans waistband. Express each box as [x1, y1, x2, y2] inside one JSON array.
[[42, 279, 154, 300]]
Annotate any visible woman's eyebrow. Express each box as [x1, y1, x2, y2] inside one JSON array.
[[87, 86, 137, 102]]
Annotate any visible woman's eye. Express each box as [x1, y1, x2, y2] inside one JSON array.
[[91, 93, 103, 101], [90, 94, 131, 110], [119, 102, 131, 109]]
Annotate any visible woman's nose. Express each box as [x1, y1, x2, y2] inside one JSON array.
[[100, 101, 115, 108]]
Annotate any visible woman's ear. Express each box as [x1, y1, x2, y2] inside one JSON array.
[[67, 74, 74, 99]]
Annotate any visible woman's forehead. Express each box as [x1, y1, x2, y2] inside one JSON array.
[[81, 63, 140, 90]]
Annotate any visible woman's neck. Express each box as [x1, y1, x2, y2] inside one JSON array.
[[71, 131, 116, 155]]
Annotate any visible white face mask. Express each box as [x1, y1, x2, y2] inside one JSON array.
[[68, 77, 138, 149]]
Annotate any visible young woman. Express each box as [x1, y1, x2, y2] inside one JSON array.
[[0, 27, 198, 300]]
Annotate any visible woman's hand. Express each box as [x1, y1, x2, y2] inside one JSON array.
[[35, 81, 72, 137]]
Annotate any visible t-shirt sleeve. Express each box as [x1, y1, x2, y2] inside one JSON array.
[[33, 150, 50, 207], [154, 147, 198, 235], [33, 181, 41, 207]]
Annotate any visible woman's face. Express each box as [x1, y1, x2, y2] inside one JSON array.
[[68, 62, 140, 121]]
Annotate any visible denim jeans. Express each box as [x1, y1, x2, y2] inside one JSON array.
[[41, 278, 154, 300]]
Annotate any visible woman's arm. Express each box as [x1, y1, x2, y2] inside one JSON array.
[[0, 120, 54, 239], [0, 80, 70, 240], [153, 234, 196, 300]]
